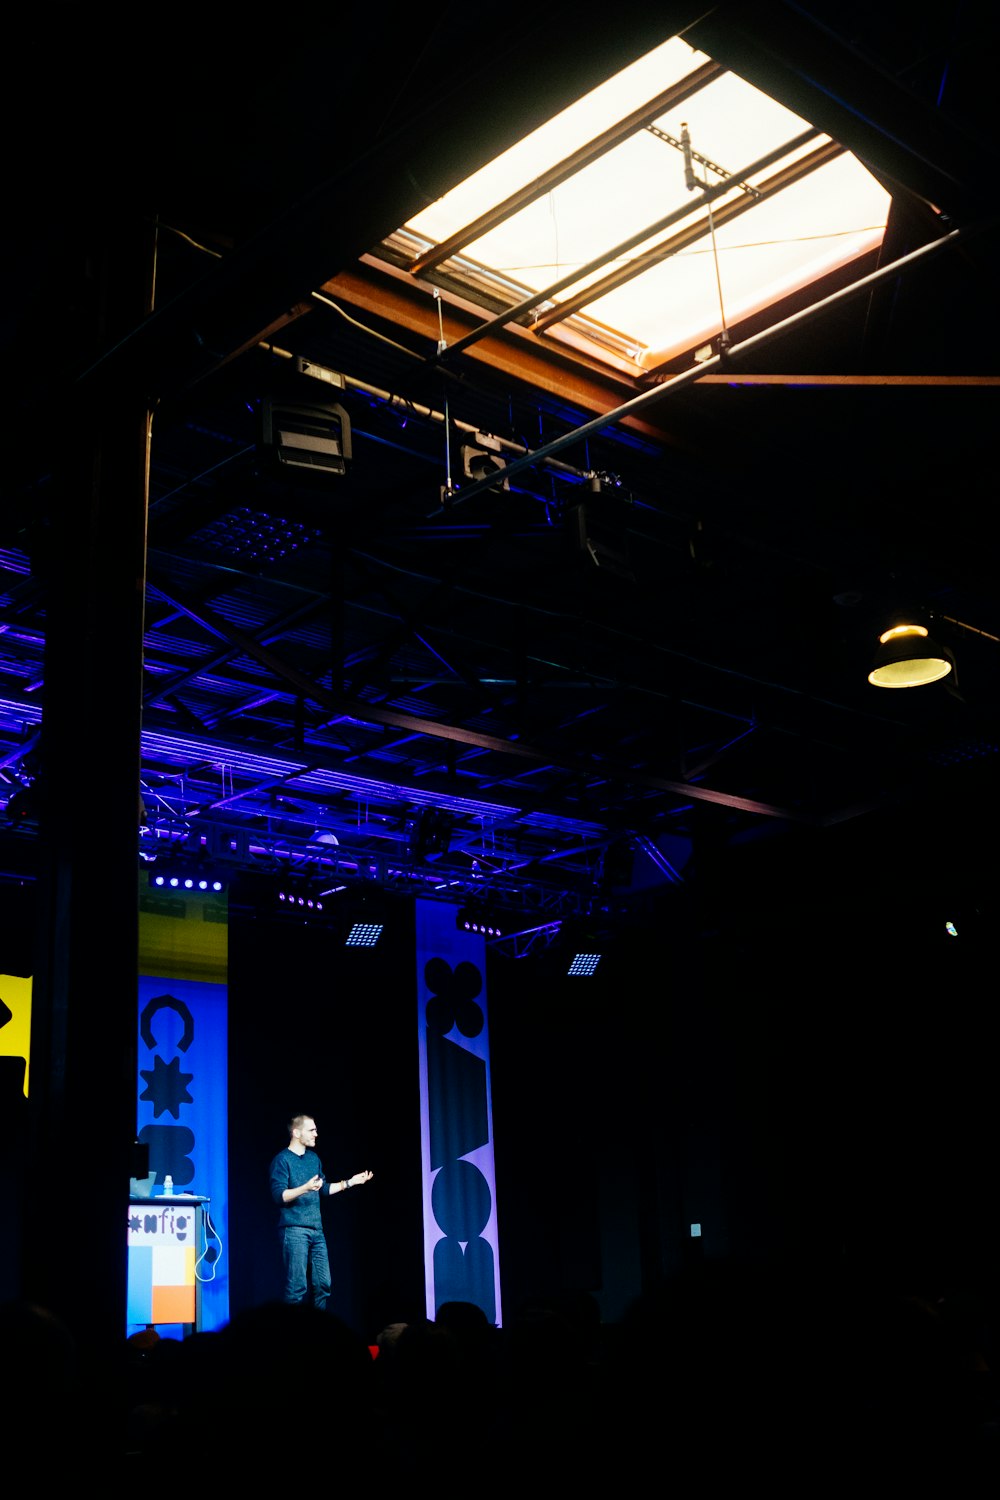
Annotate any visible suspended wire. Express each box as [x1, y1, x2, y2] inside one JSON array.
[[705, 196, 730, 352], [681, 122, 730, 351]]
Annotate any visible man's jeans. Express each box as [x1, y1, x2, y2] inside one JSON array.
[[279, 1225, 331, 1309]]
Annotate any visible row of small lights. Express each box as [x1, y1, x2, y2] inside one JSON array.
[[152, 873, 225, 892], [278, 889, 325, 911], [459, 915, 506, 937]]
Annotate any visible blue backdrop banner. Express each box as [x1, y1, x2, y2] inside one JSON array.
[[135, 973, 229, 1334]]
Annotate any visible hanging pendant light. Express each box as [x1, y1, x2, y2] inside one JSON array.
[[867, 622, 954, 688]]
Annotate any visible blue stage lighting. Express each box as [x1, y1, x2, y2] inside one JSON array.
[[346, 921, 383, 947], [567, 951, 601, 976]]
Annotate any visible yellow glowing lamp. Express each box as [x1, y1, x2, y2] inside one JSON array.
[[867, 623, 953, 688]]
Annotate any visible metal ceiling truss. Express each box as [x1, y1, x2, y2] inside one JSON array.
[[139, 568, 809, 823], [4, 4, 998, 943]]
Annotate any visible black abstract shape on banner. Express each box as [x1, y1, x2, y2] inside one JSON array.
[[140, 992, 195, 1052], [434, 1237, 496, 1323], [139, 1054, 194, 1118], [138, 1124, 196, 1186], [432, 1161, 496, 1322], [432, 1157, 492, 1237], [0, 994, 11, 1030], [426, 1030, 488, 1169], [424, 955, 484, 1038]]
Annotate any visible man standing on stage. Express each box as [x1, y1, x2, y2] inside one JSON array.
[[268, 1113, 374, 1309]]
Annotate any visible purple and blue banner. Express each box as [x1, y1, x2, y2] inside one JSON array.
[[135, 878, 229, 1335], [415, 898, 502, 1326]]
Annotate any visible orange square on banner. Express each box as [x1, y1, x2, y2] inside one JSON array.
[[152, 1283, 196, 1325]]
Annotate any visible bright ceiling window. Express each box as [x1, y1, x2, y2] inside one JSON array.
[[391, 34, 891, 372]]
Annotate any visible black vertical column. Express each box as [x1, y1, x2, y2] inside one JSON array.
[[23, 210, 154, 1363]]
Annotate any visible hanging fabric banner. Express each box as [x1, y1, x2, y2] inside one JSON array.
[[0, 972, 31, 1096], [415, 897, 502, 1326], [135, 874, 229, 1334]]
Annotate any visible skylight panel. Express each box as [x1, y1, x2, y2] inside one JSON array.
[[581, 155, 892, 365], [393, 30, 891, 371], [406, 35, 702, 243]]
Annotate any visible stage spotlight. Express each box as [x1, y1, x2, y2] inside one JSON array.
[[193, 506, 323, 567], [570, 493, 634, 580], [337, 885, 388, 946], [406, 808, 454, 861], [5, 783, 38, 825], [345, 921, 383, 947], [258, 395, 352, 479], [567, 951, 602, 976], [459, 433, 509, 492]]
